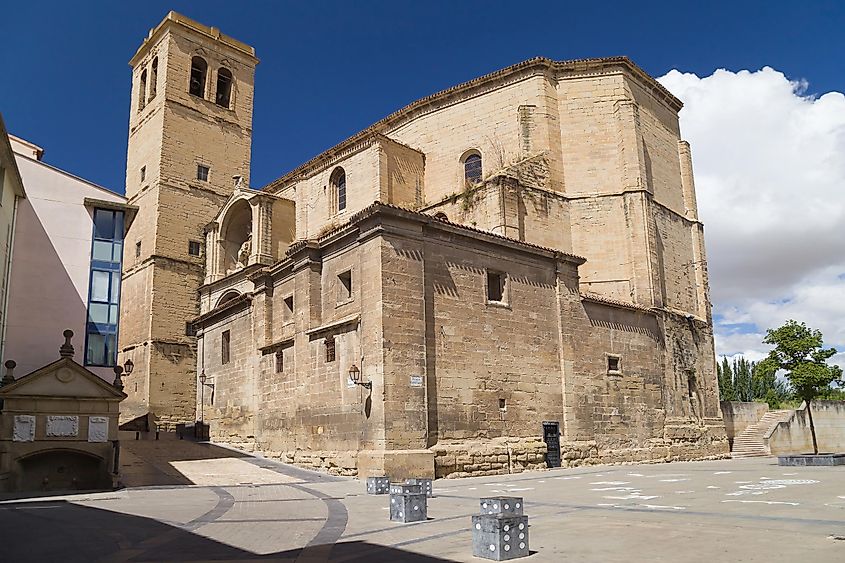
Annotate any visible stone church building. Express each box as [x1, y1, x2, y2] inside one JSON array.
[[119, 12, 728, 478]]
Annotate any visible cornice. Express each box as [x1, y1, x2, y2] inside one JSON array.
[[193, 293, 253, 327], [129, 11, 258, 67], [261, 57, 681, 194]]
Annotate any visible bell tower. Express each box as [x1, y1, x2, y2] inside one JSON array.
[[119, 12, 258, 428]]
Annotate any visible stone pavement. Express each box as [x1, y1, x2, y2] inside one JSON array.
[[0, 442, 843, 562]]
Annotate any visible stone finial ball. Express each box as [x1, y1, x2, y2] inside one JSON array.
[[63, 329, 74, 338], [4, 360, 15, 369]]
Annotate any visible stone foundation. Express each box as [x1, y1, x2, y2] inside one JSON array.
[[431, 420, 729, 479], [432, 437, 549, 479], [209, 419, 729, 480]]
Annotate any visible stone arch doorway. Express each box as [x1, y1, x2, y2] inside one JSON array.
[[17, 449, 109, 492]]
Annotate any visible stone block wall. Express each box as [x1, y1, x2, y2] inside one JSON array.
[[721, 401, 769, 443], [197, 205, 726, 478], [768, 401, 845, 455], [120, 14, 257, 427]]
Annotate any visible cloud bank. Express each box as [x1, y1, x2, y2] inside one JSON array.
[[657, 68, 845, 368]]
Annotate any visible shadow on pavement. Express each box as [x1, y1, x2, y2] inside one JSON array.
[[120, 437, 250, 487], [0, 500, 458, 562]]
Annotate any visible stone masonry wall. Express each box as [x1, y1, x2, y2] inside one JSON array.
[[121, 16, 256, 426], [199, 205, 726, 479]]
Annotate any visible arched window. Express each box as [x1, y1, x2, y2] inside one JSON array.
[[330, 167, 346, 213], [463, 152, 482, 184], [434, 212, 448, 221], [138, 69, 147, 112], [216, 290, 241, 309], [190, 56, 208, 98], [149, 57, 158, 100], [216, 67, 232, 108]]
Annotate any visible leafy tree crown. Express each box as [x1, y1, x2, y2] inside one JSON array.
[[759, 320, 842, 402]]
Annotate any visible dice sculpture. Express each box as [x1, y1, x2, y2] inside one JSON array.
[[389, 483, 427, 523], [472, 496, 529, 561], [366, 476, 390, 495], [405, 477, 434, 497]]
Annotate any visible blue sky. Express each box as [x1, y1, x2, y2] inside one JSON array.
[[3, 1, 844, 363], [3, 0, 844, 191]]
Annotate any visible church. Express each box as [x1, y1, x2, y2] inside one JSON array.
[[118, 12, 728, 478]]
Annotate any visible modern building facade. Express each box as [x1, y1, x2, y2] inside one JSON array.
[[120, 12, 728, 478], [3, 126, 131, 381], [0, 115, 27, 369]]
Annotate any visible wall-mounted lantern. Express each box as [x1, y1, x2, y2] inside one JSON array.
[[348, 364, 371, 390]]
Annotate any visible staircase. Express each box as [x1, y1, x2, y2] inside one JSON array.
[[731, 410, 795, 458]]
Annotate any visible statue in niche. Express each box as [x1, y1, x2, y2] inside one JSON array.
[[236, 233, 252, 269]]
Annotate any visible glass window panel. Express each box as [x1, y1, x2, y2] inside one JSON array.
[[87, 333, 106, 365], [91, 271, 110, 302], [89, 303, 110, 324], [109, 304, 119, 325], [113, 212, 124, 241], [94, 210, 114, 240], [104, 335, 116, 366], [338, 176, 346, 211], [93, 240, 113, 261], [110, 272, 121, 303], [112, 242, 123, 262]]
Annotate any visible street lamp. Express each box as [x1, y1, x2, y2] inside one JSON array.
[[198, 370, 215, 423], [123, 358, 134, 376], [348, 364, 371, 390]]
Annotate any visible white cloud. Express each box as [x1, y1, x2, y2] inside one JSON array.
[[658, 67, 845, 370]]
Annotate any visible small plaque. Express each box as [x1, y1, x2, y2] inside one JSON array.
[[88, 416, 109, 443], [46, 415, 79, 437], [410, 375, 424, 387], [13, 415, 36, 442]]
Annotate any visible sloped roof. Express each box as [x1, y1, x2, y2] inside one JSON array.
[[0, 358, 125, 400]]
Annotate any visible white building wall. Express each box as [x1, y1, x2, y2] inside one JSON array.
[[5, 149, 125, 381]]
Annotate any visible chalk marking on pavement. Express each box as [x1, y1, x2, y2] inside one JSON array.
[[722, 500, 799, 506], [590, 487, 637, 491], [626, 504, 686, 511]]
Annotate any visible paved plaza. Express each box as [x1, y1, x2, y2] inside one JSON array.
[[1, 441, 843, 562]]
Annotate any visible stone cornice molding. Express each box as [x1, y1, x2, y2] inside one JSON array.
[[582, 292, 652, 313], [129, 11, 258, 68], [266, 132, 421, 193], [192, 292, 253, 327], [261, 57, 680, 194]]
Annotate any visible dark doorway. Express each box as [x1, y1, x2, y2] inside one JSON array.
[[18, 450, 108, 492], [542, 421, 561, 468]]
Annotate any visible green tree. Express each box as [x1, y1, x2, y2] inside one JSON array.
[[758, 320, 843, 454], [751, 361, 790, 408], [733, 357, 754, 401], [717, 357, 736, 401]]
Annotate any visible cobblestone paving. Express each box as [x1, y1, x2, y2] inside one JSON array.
[[0, 442, 842, 562]]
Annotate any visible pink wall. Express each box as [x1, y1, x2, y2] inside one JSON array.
[[5, 153, 125, 381]]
